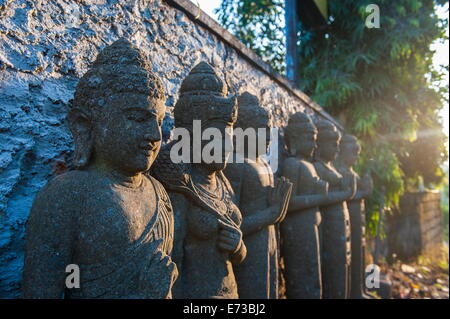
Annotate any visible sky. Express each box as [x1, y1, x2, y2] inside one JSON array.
[[196, 0, 449, 148], [194, 0, 221, 18]]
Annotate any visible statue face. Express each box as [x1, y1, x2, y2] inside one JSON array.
[[318, 138, 340, 162], [342, 142, 361, 167], [92, 93, 165, 175], [201, 120, 234, 171], [294, 130, 316, 159]]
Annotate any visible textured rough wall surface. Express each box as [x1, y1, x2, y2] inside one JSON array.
[[417, 192, 443, 252], [0, 0, 324, 298], [387, 192, 443, 262]]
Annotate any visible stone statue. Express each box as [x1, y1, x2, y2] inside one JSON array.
[[224, 92, 292, 299], [151, 62, 247, 299], [22, 39, 177, 299], [313, 119, 356, 299], [335, 134, 374, 299], [280, 112, 328, 299]]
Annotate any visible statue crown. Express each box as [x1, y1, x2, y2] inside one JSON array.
[[174, 62, 237, 128], [180, 62, 227, 96], [287, 112, 317, 135], [315, 119, 341, 142], [235, 92, 271, 129], [73, 38, 165, 114]]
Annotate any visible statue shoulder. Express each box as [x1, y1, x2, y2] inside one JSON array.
[[313, 160, 326, 175], [335, 162, 356, 179], [282, 156, 300, 175], [223, 162, 247, 203], [146, 174, 172, 209], [298, 159, 318, 178], [282, 156, 313, 177], [34, 170, 90, 204], [218, 171, 236, 199], [28, 170, 89, 231]]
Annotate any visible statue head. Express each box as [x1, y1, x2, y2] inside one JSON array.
[[338, 134, 361, 168], [315, 119, 341, 162], [174, 62, 237, 171], [235, 92, 272, 157], [285, 112, 317, 159], [68, 38, 166, 175]]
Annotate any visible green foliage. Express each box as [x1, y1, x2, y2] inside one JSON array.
[[215, 0, 286, 72], [441, 171, 449, 242], [216, 0, 449, 235]]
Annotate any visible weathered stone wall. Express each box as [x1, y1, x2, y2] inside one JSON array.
[[387, 191, 443, 262], [0, 0, 338, 297]]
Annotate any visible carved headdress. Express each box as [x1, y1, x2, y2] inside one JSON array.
[[72, 38, 164, 116], [336, 134, 361, 169], [174, 62, 238, 129], [286, 112, 317, 135], [236, 92, 271, 129], [285, 112, 318, 155], [315, 119, 341, 143], [340, 134, 359, 149], [151, 62, 239, 222]]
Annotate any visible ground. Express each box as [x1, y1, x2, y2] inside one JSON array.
[[382, 245, 449, 299]]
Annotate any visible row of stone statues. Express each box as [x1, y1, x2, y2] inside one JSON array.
[[22, 39, 372, 299]]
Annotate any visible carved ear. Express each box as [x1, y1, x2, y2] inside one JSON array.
[[67, 108, 93, 168], [231, 95, 238, 122], [286, 135, 296, 156]]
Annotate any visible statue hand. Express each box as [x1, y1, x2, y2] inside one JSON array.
[[217, 219, 243, 254], [362, 173, 374, 195], [268, 177, 293, 224], [350, 174, 357, 198], [342, 174, 357, 199], [314, 177, 329, 196], [139, 241, 178, 299]]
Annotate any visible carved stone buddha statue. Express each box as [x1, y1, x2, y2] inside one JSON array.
[[280, 112, 328, 299], [224, 92, 292, 299], [151, 62, 247, 299], [335, 134, 374, 299], [22, 39, 177, 299], [313, 119, 356, 299]]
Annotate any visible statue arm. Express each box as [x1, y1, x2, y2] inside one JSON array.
[[230, 240, 247, 265], [286, 159, 359, 209], [240, 206, 278, 235], [289, 193, 329, 210], [167, 192, 188, 266], [289, 188, 357, 209], [223, 162, 244, 206], [314, 172, 356, 206], [283, 159, 329, 211], [353, 173, 374, 200], [353, 190, 368, 200], [239, 164, 293, 235], [225, 163, 272, 235], [320, 190, 355, 205], [291, 182, 355, 208], [22, 179, 77, 298]]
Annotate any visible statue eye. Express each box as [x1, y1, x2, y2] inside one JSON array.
[[127, 115, 146, 122], [126, 109, 150, 123]]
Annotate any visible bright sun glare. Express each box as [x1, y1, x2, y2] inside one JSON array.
[[196, 0, 449, 157]]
